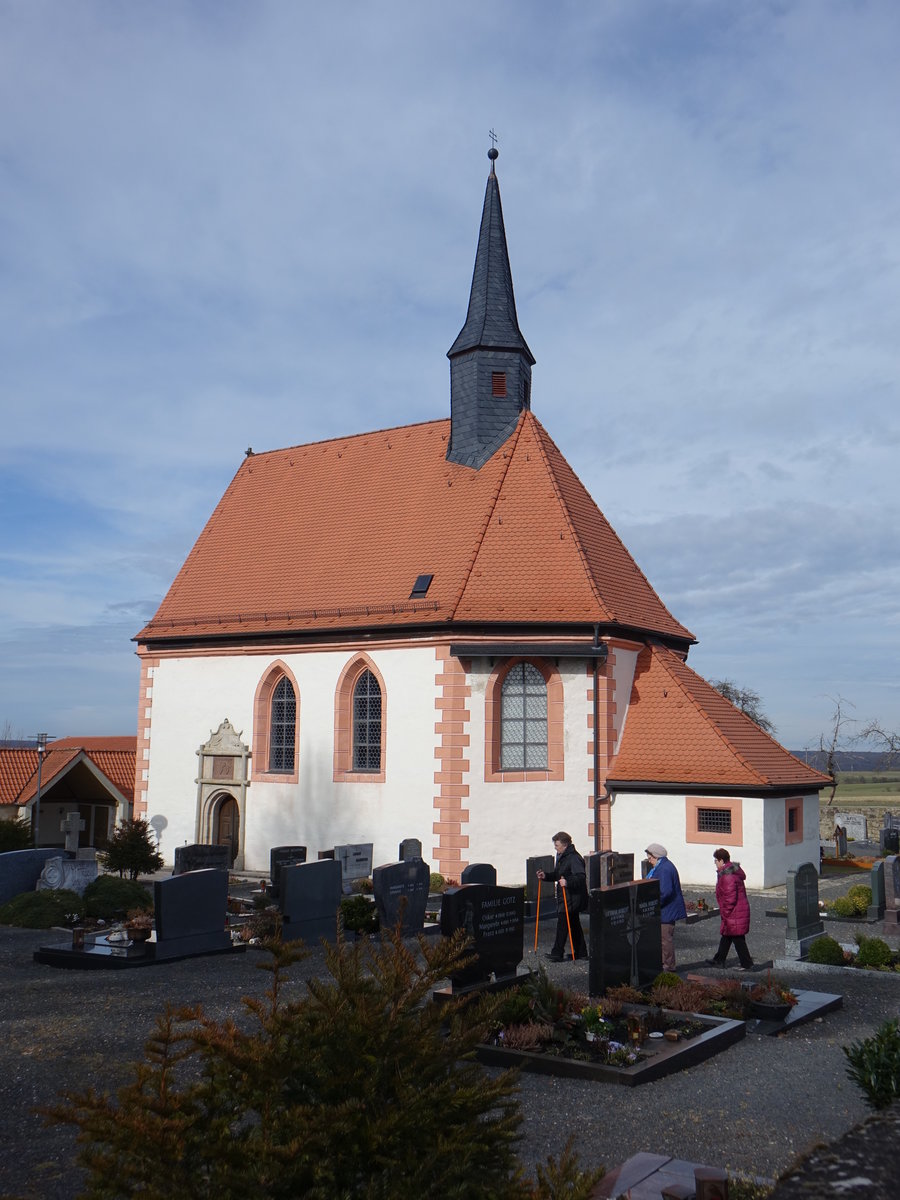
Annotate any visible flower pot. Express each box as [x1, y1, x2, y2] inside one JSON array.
[[749, 1000, 791, 1022], [126, 926, 152, 942]]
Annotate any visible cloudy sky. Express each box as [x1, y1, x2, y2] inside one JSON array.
[[1, 1, 898, 751]]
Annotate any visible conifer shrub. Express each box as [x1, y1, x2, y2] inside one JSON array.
[[843, 1018, 900, 1109], [0, 816, 34, 852], [45, 928, 603, 1198], [82, 876, 153, 921], [429, 871, 446, 892], [338, 893, 379, 934], [97, 819, 164, 880], [805, 935, 846, 965], [853, 935, 893, 969], [0, 888, 84, 928], [846, 884, 872, 911]]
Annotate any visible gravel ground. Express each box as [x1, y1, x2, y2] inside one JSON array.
[[1, 866, 898, 1199]]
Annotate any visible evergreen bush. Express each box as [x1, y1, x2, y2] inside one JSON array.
[[0, 816, 34, 852], [338, 893, 379, 934], [828, 896, 858, 917], [854, 935, 893, 969], [429, 871, 446, 892], [0, 888, 84, 928], [843, 1018, 900, 1109], [805, 935, 846, 965], [45, 929, 603, 1198], [846, 884, 872, 911], [82, 875, 153, 921], [97, 819, 164, 880]]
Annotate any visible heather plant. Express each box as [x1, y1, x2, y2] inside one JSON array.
[[45, 928, 602, 1199]]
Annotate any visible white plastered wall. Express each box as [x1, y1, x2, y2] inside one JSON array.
[[608, 791, 822, 889], [144, 646, 438, 873], [463, 658, 594, 885]]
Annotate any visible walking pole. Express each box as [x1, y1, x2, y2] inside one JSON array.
[[561, 884, 576, 961], [533, 876, 541, 952]]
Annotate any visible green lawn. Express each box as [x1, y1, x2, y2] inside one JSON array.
[[831, 771, 900, 803]]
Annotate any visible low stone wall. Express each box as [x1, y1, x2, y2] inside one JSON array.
[[0, 848, 61, 905], [818, 802, 900, 841]]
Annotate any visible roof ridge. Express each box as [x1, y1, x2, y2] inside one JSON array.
[[450, 414, 525, 616], [247, 417, 450, 460], [528, 414, 610, 618]]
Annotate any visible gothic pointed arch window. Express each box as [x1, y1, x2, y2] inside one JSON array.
[[484, 658, 564, 783], [252, 662, 300, 783], [334, 655, 387, 783]]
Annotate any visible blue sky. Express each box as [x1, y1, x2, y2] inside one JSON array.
[[1, 1, 898, 750]]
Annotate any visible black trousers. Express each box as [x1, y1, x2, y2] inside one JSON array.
[[551, 903, 587, 958], [713, 934, 753, 968]]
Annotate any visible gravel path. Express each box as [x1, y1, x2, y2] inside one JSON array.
[[1, 868, 898, 1198]]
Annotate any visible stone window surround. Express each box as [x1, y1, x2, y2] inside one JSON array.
[[685, 796, 744, 846], [251, 661, 300, 784], [333, 653, 387, 784], [484, 657, 564, 783]]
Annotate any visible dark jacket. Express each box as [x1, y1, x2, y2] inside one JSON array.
[[647, 855, 687, 923], [545, 844, 587, 913], [716, 862, 751, 936]]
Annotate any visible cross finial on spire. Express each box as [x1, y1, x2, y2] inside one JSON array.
[[488, 129, 499, 172]]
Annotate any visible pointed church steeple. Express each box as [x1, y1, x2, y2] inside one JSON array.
[[446, 146, 535, 469]]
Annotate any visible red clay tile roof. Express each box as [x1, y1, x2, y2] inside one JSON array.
[[608, 646, 830, 791], [0, 739, 136, 808], [137, 413, 693, 644]]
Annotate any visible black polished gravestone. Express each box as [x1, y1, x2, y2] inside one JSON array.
[[883, 855, 900, 931], [280, 859, 343, 944], [173, 843, 231, 875], [461, 862, 497, 886], [868, 860, 886, 922], [786, 861, 825, 956], [269, 845, 307, 897], [154, 869, 232, 961], [398, 838, 423, 862], [439, 884, 525, 990], [372, 858, 431, 936], [588, 878, 662, 995], [526, 855, 557, 919]]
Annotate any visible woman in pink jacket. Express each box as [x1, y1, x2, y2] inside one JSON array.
[[707, 848, 755, 970]]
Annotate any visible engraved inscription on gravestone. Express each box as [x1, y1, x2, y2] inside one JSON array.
[[588, 879, 662, 995], [269, 846, 307, 897], [372, 859, 430, 936], [440, 883, 524, 989]]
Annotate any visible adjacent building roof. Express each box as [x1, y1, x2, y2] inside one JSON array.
[[608, 646, 831, 792], [0, 738, 136, 809], [137, 411, 694, 647]]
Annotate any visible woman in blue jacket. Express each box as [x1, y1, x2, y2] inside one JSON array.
[[645, 843, 686, 971]]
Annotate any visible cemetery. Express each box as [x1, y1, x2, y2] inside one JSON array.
[[3, 833, 900, 1198]]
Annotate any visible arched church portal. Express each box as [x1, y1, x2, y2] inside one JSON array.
[[213, 793, 240, 866]]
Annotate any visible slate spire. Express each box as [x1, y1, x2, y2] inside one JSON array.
[[447, 147, 535, 469]]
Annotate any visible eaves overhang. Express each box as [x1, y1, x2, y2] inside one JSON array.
[[605, 779, 827, 798]]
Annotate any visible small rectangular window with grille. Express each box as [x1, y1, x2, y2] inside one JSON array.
[[788, 806, 798, 833], [491, 371, 507, 397], [697, 807, 732, 835]]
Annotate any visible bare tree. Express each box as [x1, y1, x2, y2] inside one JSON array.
[[859, 719, 900, 768], [816, 696, 857, 806], [710, 679, 776, 735]]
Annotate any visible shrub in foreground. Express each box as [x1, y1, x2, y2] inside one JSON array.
[[45, 929, 603, 1199], [843, 1018, 900, 1110]]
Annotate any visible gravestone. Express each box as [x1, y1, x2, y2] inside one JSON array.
[[269, 845, 307, 897], [883, 855, 900, 931], [461, 862, 497, 886], [334, 843, 373, 893], [881, 825, 900, 856], [786, 861, 825, 958], [833, 825, 848, 858], [372, 858, 431, 935], [587, 850, 634, 889], [398, 838, 423, 861], [60, 811, 86, 852], [173, 843, 230, 875], [834, 811, 868, 843], [525, 855, 556, 918], [36, 855, 98, 896], [0, 848, 64, 905], [588, 878, 662, 995], [318, 849, 335, 860], [439, 883, 524, 989], [280, 859, 343, 944], [868, 860, 886, 922], [153, 868, 231, 960]]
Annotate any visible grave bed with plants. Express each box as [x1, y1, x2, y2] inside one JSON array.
[[797, 932, 900, 972], [475, 970, 745, 1086]]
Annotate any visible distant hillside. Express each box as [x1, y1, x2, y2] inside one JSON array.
[[790, 750, 896, 773]]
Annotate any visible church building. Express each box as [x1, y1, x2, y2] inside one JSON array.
[[133, 151, 828, 887]]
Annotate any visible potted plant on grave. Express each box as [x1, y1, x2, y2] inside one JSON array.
[[124, 908, 154, 942], [749, 973, 798, 1021]]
